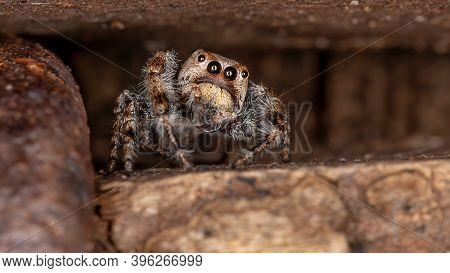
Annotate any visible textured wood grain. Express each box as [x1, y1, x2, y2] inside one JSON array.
[[0, 0, 448, 52], [95, 160, 450, 253]]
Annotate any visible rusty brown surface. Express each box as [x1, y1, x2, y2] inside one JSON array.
[[95, 160, 450, 253], [0, 37, 94, 252], [0, 1, 449, 52]]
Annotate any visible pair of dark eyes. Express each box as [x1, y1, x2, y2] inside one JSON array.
[[197, 54, 248, 81]]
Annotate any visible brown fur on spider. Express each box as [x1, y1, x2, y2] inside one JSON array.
[[108, 49, 290, 173]]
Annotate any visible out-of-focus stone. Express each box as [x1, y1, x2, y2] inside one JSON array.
[[0, 38, 94, 252]]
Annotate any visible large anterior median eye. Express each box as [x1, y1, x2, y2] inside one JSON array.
[[224, 66, 237, 81], [207, 61, 221, 75]]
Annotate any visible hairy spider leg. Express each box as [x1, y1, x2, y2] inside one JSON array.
[[108, 90, 138, 173], [145, 51, 192, 170]]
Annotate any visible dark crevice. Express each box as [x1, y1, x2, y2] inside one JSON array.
[[349, 241, 364, 253], [93, 203, 119, 252], [314, 50, 329, 143]]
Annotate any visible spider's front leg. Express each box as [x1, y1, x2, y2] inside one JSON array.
[[145, 51, 193, 170], [108, 51, 193, 173]]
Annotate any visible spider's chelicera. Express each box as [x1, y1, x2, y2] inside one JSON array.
[[108, 49, 290, 172]]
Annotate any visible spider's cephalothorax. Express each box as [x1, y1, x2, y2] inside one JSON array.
[[108, 49, 290, 173], [178, 50, 249, 132]]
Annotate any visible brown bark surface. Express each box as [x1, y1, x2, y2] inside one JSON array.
[[0, 1, 449, 52], [95, 160, 450, 253], [0, 38, 94, 252]]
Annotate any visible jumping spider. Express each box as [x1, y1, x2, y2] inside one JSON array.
[[108, 49, 290, 173]]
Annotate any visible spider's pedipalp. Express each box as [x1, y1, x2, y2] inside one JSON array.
[[227, 82, 291, 166]]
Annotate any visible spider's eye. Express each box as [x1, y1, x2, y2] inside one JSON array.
[[197, 54, 206, 62], [207, 61, 221, 75], [224, 66, 237, 81], [241, 70, 249, 79]]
